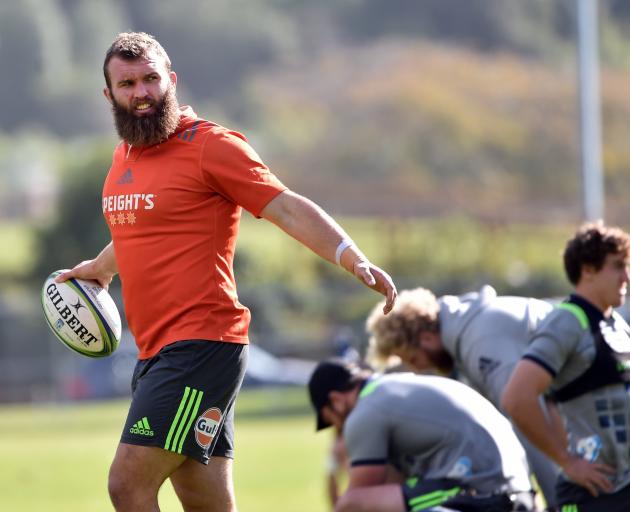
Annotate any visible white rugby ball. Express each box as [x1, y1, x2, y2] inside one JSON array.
[[41, 270, 122, 357]]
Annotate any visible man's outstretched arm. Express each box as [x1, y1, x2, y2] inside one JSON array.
[[260, 190, 397, 314]]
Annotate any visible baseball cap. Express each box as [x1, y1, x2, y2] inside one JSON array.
[[308, 358, 362, 431]]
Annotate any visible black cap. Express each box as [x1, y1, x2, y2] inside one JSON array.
[[308, 358, 361, 431]]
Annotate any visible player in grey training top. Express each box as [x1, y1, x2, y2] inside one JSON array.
[[503, 221, 630, 512], [308, 359, 534, 512], [366, 285, 559, 508]]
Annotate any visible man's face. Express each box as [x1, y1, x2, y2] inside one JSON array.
[[104, 54, 180, 146], [392, 343, 432, 372], [586, 252, 630, 309], [392, 332, 454, 375], [320, 391, 353, 432]]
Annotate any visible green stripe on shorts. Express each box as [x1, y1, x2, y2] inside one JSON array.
[[409, 486, 460, 512], [164, 386, 205, 453], [177, 390, 204, 454]]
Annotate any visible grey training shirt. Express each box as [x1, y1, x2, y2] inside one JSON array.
[[524, 297, 630, 492], [439, 285, 553, 406], [344, 373, 531, 494]]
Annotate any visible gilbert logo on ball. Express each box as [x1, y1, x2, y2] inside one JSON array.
[[41, 270, 122, 357], [195, 408, 223, 449]]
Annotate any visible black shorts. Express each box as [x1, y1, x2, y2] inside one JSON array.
[[556, 479, 630, 512], [120, 339, 248, 464], [402, 478, 513, 512]]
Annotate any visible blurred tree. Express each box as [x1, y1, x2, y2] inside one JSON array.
[[47, 0, 131, 135], [120, 0, 298, 113], [335, 0, 562, 55], [32, 140, 113, 283], [0, 3, 43, 131], [2, 0, 630, 138]]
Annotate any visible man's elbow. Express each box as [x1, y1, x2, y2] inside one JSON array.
[[500, 388, 519, 419]]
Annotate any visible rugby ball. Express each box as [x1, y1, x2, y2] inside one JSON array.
[[41, 270, 122, 357]]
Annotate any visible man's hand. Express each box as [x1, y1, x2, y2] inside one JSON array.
[[260, 191, 398, 313], [55, 259, 115, 289], [55, 242, 118, 290], [352, 261, 397, 314], [560, 455, 615, 497], [55, 242, 118, 289]]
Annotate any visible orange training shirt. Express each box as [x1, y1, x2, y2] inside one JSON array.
[[102, 106, 287, 359]]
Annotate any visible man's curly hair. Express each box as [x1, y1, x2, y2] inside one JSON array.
[[365, 287, 439, 369], [564, 221, 630, 285], [103, 32, 171, 89]]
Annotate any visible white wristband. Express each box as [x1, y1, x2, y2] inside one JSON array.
[[335, 239, 354, 265]]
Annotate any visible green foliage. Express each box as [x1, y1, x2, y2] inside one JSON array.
[[248, 40, 620, 220], [0, 222, 36, 280], [0, 390, 329, 512], [0, 2, 43, 129], [3, 1, 630, 224], [238, 215, 572, 299], [2, 0, 630, 136], [234, 215, 577, 355], [32, 139, 114, 283]]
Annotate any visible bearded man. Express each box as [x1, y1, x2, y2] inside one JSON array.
[[57, 32, 397, 512]]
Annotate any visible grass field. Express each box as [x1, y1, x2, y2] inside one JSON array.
[[0, 387, 332, 512]]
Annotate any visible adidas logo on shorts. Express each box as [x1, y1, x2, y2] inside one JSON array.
[[129, 416, 154, 436]]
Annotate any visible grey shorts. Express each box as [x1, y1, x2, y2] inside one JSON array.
[[120, 339, 248, 464]]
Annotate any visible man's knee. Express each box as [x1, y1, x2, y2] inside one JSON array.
[[170, 456, 236, 512], [108, 470, 128, 506], [108, 469, 153, 510], [108, 443, 180, 510]]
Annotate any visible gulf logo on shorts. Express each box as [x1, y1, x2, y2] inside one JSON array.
[[195, 407, 222, 448]]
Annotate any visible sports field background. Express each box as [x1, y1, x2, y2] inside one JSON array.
[[0, 387, 331, 512]]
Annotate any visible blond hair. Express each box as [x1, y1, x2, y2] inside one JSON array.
[[365, 287, 439, 370]]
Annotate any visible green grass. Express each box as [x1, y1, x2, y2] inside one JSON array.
[[0, 388, 332, 511]]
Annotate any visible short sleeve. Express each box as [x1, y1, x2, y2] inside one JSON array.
[[344, 403, 389, 467], [200, 129, 287, 217], [524, 309, 583, 376]]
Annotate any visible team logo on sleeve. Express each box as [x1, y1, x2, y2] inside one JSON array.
[[446, 457, 472, 479], [195, 408, 223, 448]]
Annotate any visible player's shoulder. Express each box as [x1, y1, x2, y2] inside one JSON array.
[[550, 303, 590, 329], [195, 122, 261, 164], [354, 374, 406, 405], [190, 118, 247, 144], [532, 303, 588, 343]]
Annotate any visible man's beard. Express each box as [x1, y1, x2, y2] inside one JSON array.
[[425, 346, 455, 375], [111, 84, 180, 147]]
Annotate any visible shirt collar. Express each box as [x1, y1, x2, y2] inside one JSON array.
[[569, 293, 606, 326]]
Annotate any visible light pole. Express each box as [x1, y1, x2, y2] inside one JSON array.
[[577, 0, 604, 221]]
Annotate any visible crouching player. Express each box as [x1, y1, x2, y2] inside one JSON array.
[[308, 359, 536, 512]]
